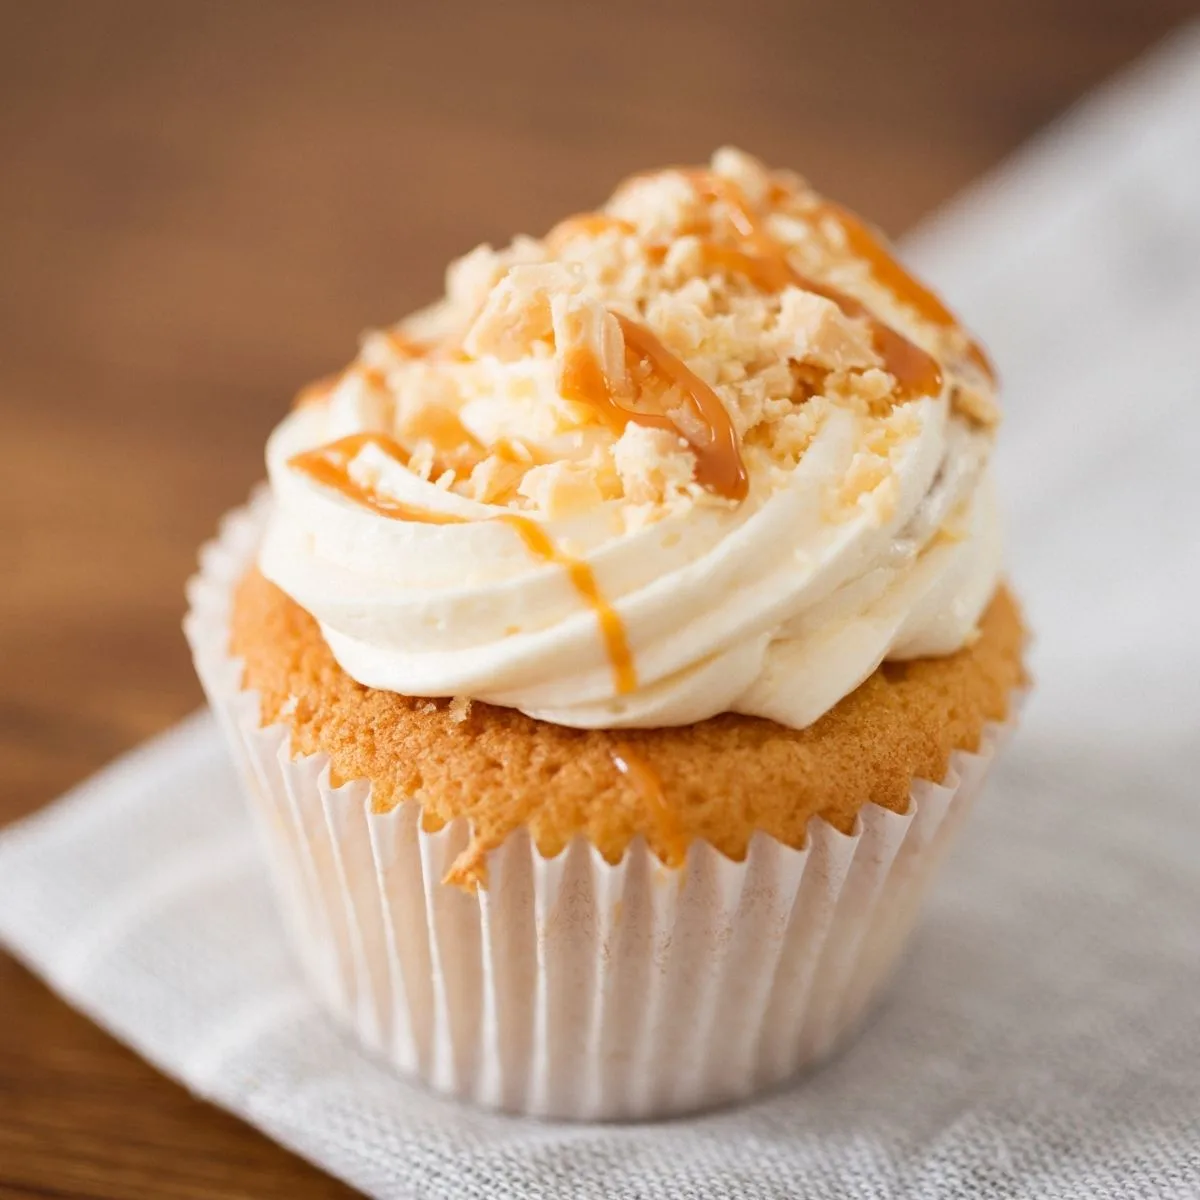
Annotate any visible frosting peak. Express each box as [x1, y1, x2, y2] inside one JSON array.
[[259, 149, 1002, 730]]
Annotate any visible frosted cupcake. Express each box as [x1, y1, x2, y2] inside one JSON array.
[[187, 148, 1025, 1120]]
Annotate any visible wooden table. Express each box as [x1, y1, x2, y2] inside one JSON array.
[[0, 2, 1191, 1195]]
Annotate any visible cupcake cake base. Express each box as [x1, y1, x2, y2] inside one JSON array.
[[186, 496, 1024, 1120]]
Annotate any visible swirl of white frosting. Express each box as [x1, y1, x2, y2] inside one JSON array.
[[257, 150, 1002, 731]]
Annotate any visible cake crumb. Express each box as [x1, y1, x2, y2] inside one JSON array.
[[518, 460, 607, 517], [300, 149, 1000, 521], [463, 263, 576, 361], [612, 423, 701, 508]]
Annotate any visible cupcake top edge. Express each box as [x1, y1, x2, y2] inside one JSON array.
[[257, 148, 1003, 732]]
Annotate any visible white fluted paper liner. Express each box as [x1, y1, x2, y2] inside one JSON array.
[[184, 494, 1019, 1121]]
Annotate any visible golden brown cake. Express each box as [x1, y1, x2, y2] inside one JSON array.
[[231, 567, 1023, 888], [187, 148, 1026, 1120]]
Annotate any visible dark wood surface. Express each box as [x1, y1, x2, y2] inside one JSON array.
[[0, 2, 1192, 1195]]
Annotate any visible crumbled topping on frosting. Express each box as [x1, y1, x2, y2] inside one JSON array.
[[302, 148, 998, 519], [826, 406, 925, 526], [612, 424, 703, 511], [518, 457, 609, 519]]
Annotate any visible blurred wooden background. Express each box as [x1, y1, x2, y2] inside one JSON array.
[[0, 1, 1193, 1195]]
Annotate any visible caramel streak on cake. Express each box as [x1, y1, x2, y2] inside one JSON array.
[[814, 199, 995, 383], [290, 434, 469, 524], [288, 435, 638, 695], [259, 148, 1003, 731], [678, 171, 946, 403], [609, 741, 688, 864], [230, 568, 1025, 886], [560, 313, 749, 500]]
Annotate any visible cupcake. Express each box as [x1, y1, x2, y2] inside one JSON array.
[[186, 148, 1025, 1120]]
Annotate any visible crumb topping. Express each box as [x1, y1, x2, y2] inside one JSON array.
[[299, 149, 997, 520]]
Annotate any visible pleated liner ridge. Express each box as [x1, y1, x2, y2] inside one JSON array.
[[184, 494, 1017, 1121]]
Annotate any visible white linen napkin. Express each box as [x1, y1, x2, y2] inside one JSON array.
[[3, 22, 1200, 1199]]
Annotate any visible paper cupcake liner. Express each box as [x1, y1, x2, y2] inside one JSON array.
[[185, 494, 1019, 1121]]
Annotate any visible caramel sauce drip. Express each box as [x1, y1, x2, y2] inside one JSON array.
[[689, 174, 944, 401], [793, 271, 945, 402], [558, 314, 750, 501], [288, 433, 638, 694], [814, 201, 995, 382], [610, 743, 689, 865], [399, 408, 488, 476], [696, 241, 943, 401], [618, 317, 749, 499], [288, 434, 468, 525], [502, 516, 637, 695]]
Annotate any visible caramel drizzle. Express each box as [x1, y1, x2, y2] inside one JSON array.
[[559, 313, 750, 501], [399, 407, 489, 477], [503, 517, 637, 696], [610, 743, 689, 866], [689, 174, 945, 401], [303, 318, 750, 500], [295, 374, 537, 479], [288, 433, 637, 694], [545, 208, 750, 500], [814, 201, 995, 382], [288, 434, 466, 525], [284, 166, 989, 712]]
